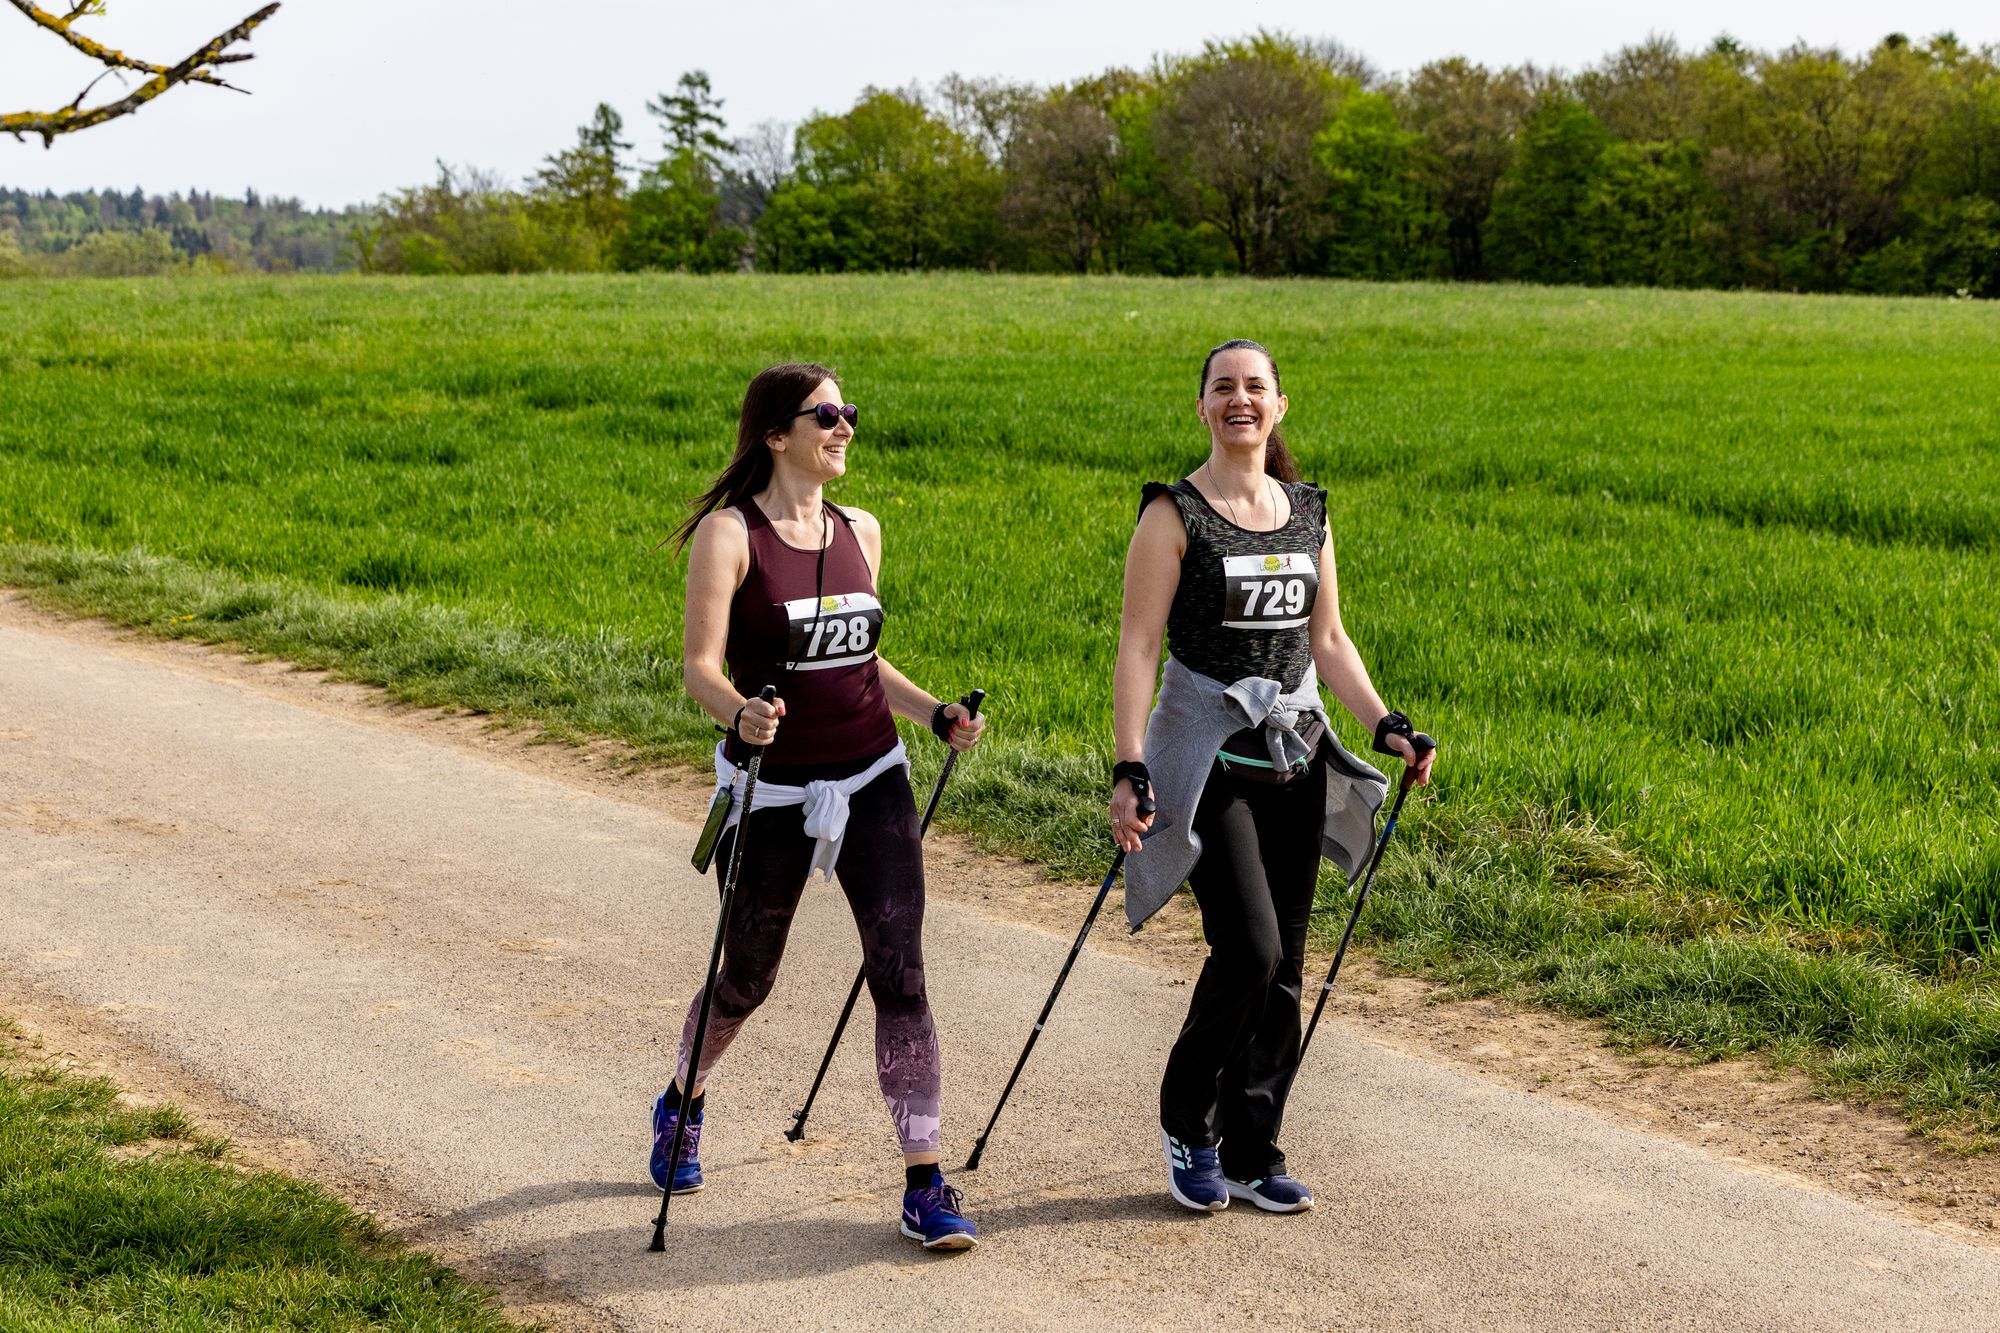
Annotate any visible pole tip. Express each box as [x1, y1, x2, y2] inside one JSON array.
[[647, 1225, 666, 1253], [783, 1123, 805, 1142], [963, 1143, 985, 1172]]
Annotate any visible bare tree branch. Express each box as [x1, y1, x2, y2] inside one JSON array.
[[8, 0, 232, 88], [3, 2, 279, 147]]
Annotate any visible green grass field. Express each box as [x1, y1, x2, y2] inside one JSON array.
[[0, 1021, 515, 1330], [2, 273, 1996, 1135]]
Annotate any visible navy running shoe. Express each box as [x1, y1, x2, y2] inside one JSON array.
[[1161, 1127, 1228, 1212], [1225, 1173, 1315, 1213], [649, 1091, 704, 1194], [900, 1171, 979, 1251]]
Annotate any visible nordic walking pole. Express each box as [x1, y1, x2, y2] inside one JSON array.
[[785, 690, 985, 1142], [963, 779, 1156, 1172], [649, 685, 777, 1253], [1300, 732, 1436, 1061]]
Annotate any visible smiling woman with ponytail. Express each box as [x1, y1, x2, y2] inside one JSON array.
[[1107, 337, 1437, 1216], [649, 361, 987, 1252]]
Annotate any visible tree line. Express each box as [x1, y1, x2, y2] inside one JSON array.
[[358, 30, 2000, 295], [7, 30, 1998, 294], [0, 186, 365, 276]]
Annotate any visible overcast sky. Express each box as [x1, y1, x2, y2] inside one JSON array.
[[4, 1, 1994, 208]]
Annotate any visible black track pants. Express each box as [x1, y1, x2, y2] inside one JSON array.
[[1159, 752, 1328, 1180], [673, 764, 943, 1153]]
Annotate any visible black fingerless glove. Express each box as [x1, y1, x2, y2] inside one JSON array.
[[1112, 760, 1156, 814], [930, 701, 957, 744], [1373, 710, 1415, 756]]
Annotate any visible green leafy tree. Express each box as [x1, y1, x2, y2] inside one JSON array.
[[45, 228, 186, 276], [1398, 57, 1538, 278], [618, 151, 745, 272], [649, 70, 735, 168], [0, 226, 33, 278], [1590, 139, 1727, 287], [619, 72, 746, 271], [1574, 36, 1701, 142], [755, 180, 843, 272], [788, 88, 1000, 270], [358, 164, 597, 274], [1315, 91, 1447, 278], [1745, 39, 1946, 288], [1486, 99, 1613, 283], [1001, 86, 1126, 272], [534, 103, 632, 247], [1152, 34, 1343, 274]]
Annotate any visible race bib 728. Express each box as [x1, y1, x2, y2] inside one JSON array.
[[1221, 553, 1318, 630], [782, 592, 883, 671]]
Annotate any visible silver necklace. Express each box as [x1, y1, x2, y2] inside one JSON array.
[[1205, 466, 1277, 531]]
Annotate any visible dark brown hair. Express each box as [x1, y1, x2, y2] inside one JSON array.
[[1199, 338, 1299, 484], [667, 362, 839, 554]]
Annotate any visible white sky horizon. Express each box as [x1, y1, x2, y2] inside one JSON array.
[[3, 1, 1995, 210]]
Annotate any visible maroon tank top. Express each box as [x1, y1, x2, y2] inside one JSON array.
[[723, 500, 898, 772]]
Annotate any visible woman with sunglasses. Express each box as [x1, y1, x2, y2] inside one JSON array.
[[652, 362, 985, 1250], [1109, 338, 1436, 1215]]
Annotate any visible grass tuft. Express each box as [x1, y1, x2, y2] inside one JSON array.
[[0, 1038, 517, 1329]]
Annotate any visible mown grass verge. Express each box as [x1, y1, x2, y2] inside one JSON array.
[[0, 1018, 518, 1332], [1366, 802, 2000, 1144]]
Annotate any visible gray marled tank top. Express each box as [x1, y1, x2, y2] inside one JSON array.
[[1142, 477, 1327, 688]]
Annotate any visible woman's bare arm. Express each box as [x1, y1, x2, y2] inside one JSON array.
[[1109, 496, 1184, 849]]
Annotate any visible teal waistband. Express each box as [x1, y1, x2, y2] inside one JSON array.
[[1216, 745, 1306, 771]]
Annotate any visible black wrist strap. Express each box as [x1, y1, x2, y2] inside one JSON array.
[[1113, 761, 1156, 815], [1373, 710, 1414, 756], [930, 700, 955, 744]]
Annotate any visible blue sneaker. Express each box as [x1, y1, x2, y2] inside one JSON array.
[[900, 1172, 979, 1251], [1225, 1173, 1315, 1213], [1161, 1127, 1228, 1212], [649, 1091, 704, 1194]]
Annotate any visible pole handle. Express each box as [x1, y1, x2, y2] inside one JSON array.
[[962, 688, 986, 719], [1400, 732, 1436, 789], [1127, 776, 1158, 818]]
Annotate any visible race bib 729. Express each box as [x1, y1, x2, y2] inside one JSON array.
[[782, 592, 883, 671], [1221, 553, 1318, 630]]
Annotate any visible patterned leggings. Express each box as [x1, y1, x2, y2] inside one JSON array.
[[673, 764, 942, 1154]]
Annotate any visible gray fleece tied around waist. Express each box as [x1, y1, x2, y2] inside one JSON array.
[[1124, 656, 1389, 932]]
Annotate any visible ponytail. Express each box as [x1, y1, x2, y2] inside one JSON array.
[[1263, 427, 1301, 484]]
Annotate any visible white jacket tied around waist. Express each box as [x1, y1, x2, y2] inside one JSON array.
[[712, 740, 909, 882], [1123, 656, 1389, 932]]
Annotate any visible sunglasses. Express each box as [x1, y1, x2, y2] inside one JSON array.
[[788, 402, 860, 430]]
